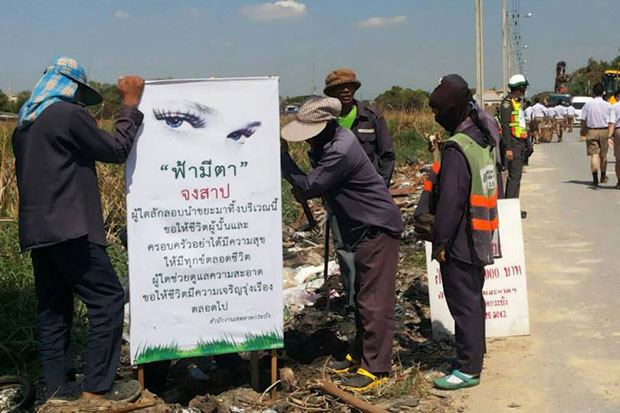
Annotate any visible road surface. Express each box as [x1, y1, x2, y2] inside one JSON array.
[[466, 132, 620, 412]]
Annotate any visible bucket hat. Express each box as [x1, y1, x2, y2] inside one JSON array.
[[324, 68, 361, 96]]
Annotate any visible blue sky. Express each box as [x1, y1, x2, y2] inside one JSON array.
[[1, 0, 618, 98]]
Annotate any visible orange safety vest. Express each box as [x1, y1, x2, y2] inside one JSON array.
[[415, 134, 500, 265]]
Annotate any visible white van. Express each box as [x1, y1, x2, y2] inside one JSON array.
[[571, 96, 593, 124]]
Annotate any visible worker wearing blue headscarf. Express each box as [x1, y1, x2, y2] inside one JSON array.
[[12, 57, 145, 403]]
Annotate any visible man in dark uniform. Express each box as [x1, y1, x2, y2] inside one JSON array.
[[322, 68, 395, 310], [500, 74, 529, 217]]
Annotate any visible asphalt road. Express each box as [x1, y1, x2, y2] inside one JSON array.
[[467, 131, 620, 412]]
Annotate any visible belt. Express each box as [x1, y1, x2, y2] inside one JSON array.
[[588, 127, 608, 130]]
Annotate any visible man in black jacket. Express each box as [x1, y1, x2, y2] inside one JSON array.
[[12, 57, 144, 401]]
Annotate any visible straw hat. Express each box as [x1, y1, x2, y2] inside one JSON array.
[[281, 97, 342, 142]]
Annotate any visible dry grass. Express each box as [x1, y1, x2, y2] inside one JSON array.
[[1, 110, 440, 234], [0, 121, 18, 222]]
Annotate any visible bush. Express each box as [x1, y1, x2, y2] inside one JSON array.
[[375, 86, 429, 112], [0, 222, 39, 376]]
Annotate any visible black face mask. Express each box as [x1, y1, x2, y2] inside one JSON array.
[[429, 74, 472, 134]]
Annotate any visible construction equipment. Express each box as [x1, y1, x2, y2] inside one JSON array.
[[555, 61, 571, 93], [602, 66, 620, 104]]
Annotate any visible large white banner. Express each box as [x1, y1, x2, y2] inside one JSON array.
[[426, 199, 530, 338], [126, 77, 283, 364]]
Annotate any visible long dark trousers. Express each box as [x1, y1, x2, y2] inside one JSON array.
[[351, 231, 400, 374], [505, 138, 526, 199], [440, 258, 486, 375], [31, 237, 125, 397]]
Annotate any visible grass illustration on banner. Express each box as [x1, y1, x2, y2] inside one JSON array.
[[133, 330, 283, 364]]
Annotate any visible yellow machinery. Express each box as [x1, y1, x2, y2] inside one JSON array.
[[603, 69, 620, 104]]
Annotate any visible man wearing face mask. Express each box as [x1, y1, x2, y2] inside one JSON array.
[[322, 69, 395, 311], [423, 74, 499, 390], [280, 97, 403, 392]]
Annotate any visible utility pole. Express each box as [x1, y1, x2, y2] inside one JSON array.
[[502, 0, 508, 95], [475, 0, 484, 106]]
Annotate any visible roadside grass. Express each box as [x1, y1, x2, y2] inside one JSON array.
[[0, 108, 436, 380]]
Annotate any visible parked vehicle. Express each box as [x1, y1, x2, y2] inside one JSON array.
[[571, 96, 593, 124], [548, 93, 571, 107]]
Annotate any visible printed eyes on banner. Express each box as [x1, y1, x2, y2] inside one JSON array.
[[226, 122, 262, 144], [152, 102, 215, 132]]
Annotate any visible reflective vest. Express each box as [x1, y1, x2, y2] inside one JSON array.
[[415, 134, 500, 264], [446, 133, 499, 265], [510, 99, 528, 139]]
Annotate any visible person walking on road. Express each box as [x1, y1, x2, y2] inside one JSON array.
[[567, 102, 576, 133], [530, 98, 546, 144], [611, 91, 620, 188], [322, 68, 395, 310], [12, 57, 144, 402], [499, 74, 529, 215], [555, 101, 567, 142], [580, 83, 616, 187], [424, 74, 499, 390], [280, 97, 403, 392]]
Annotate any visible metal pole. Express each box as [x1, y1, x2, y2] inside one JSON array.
[[475, 0, 484, 107], [502, 0, 508, 95]]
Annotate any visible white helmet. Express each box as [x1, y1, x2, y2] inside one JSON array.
[[508, 74, 529, 89]]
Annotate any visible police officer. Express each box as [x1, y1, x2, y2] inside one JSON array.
[[500, 74, 529, 214], [323, 69, 395, 310]]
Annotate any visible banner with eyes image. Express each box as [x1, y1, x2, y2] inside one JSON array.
[[125, 77, 283, 364]]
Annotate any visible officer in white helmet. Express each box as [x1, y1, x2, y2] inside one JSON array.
[[500, 74, 529, 217]]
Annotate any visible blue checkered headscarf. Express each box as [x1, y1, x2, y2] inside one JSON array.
[[17, 57, 89, 129]]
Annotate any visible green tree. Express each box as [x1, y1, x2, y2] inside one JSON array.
[[0, 89, 9, 112], [88, 81, 122, 119], [10, 91, 30, 113], [374, 86, 429, 112], [568, 54, 620, 96]]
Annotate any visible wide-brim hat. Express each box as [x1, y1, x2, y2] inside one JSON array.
[[281, 97, 342, 142], [323, 68, 361, 96], [50, 57, 103, 106]]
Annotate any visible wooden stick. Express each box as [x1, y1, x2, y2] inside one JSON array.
[[250, 351, 259, 390], [137, 365, 145, 391], [270, 350, 278, 400], [108, 401, 156, 413], [323, 218, 331, 314], [316, 380, 389, 413]]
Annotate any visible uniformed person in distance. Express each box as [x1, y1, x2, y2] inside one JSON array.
[[580, 83, 616, 187], [499, 74, 529, 217]]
